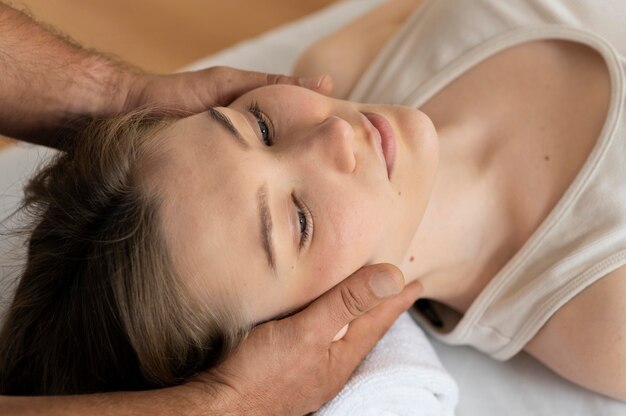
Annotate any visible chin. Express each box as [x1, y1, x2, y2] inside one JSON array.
[[400, 108, 438, 153]]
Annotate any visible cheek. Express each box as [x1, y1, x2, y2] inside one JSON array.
[[295, 203, 383, 298]]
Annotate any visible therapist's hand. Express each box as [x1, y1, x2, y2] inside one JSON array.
[[188, 264, 423, 416], [123, 66, 333, 113], [0, 1, 333, 149], [0, 265, 420, 416]]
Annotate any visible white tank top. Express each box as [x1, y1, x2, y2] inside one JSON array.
[[348, 0, 626, 360]]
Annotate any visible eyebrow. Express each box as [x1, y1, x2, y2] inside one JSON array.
[[207, 108, 276, 273], [257, 184, 276, 273], [207, 107, 249, 148]]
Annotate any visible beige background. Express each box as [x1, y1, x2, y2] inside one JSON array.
[[0, 0, 336, 150]]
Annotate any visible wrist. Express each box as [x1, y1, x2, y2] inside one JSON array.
[[69, 54, 143, 118], [0, 2, 148, 147], [177, 379, 243, 416]]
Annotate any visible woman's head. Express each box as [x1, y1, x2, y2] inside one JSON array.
[[0, 110, 247, 395], [146, 85, 439, 325], [0, 85, 438, 394]]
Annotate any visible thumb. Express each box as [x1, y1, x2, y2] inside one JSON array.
[[298, 264, 405, 343], [205, 66, 333, 105]]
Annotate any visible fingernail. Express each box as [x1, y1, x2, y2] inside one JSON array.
[[369, 270, 401, 298], [332, 324, 349, 342], [300, 75, 324, 90]]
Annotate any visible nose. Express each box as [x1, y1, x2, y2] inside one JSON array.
[[308, 116, 356, 173]]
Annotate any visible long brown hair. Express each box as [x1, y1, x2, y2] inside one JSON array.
[[0, 110, 248, 395]]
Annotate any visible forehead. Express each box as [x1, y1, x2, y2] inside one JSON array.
[[146, 114, 270, 315]]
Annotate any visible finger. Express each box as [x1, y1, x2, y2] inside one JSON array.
[[297, 263, 405, 343], [330, 280, 423, 372], [206, 67, 333, 105], [303, 74, 333, 96]]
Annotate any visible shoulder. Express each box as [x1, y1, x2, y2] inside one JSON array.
[[292, 0, 424, 99], [524, 264, 626, 401]]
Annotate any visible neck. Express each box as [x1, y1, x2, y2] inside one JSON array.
[[397, 113, 509, 312]]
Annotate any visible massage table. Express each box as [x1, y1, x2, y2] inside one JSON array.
[[1, 0, 625, 414]]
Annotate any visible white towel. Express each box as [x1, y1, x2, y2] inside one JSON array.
[[315, 312, 458, 416]]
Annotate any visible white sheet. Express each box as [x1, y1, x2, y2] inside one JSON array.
[[317, 312, 458, 416], [1, 0, 625, 414]]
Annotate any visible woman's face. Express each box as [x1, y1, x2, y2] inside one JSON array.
[[146, 85, 439, 324]]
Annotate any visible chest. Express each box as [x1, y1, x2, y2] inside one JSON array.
[[421, 39, 612, 310]]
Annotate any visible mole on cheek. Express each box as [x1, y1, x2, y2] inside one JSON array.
[[409, 256, 415, 262], [398, 191, 402, 196]]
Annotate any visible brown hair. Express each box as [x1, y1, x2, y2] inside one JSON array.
[[0, 110, 248, 395]]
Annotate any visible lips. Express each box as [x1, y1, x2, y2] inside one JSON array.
[[362, 112, 396, 179]]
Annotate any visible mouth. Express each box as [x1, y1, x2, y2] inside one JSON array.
[[361, 112, 396, 179]]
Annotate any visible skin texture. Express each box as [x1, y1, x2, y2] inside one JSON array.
[[145, 84, 439, 324]]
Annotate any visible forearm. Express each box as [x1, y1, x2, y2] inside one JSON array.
[[0, 2, 138, 149], [0, 384, 237, 416]]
